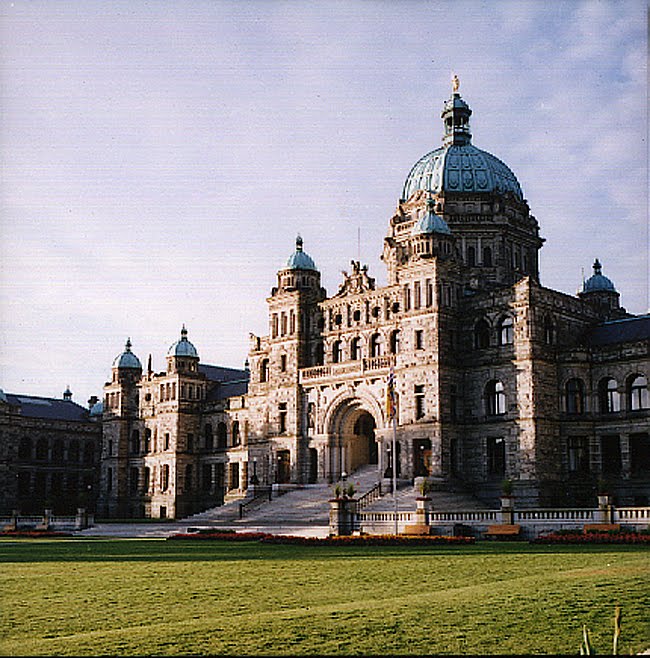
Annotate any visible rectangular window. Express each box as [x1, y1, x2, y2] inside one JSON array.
[[601, 435, 622, 476], [630, 433, 650, 476], [281, 313, 287, 336], [415, 330, 424, 350], [425, 279, 433, 307], [289, 310, 296, 334], [279, 403, 287, 434], [164, 433, 170, 450], [272, 314, 278, 338], [414, 281, 421, 309], [415, 385, 425, 419], [487, 437, 506, 476], [404, 284, 411, 311], [568, 436, 589, 473], [187, 433, 194, 453], [280, 354, 287, 372]]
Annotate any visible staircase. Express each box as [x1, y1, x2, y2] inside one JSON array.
[[180, 464, 382, 533], [362, 482, 489, 513]]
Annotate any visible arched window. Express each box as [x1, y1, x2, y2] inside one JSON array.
[[543, 315, 555, 345], [52, 439, 64, 464], [36, 438, 48, 461], [483, 246, 492, 267], [351, 337, 362, 360], [260, 359, 269, 383], [599, 378, 620, 414], [474, 319, 490, 349], [565, 378, 585, 414], [467, 245, 476, 266], [232, 421, 240, 446], [389, 330, 400, 355], [144, 428, 152, 453], [485, 380, 506, 416], [498, 316, 514, 345], [18, 437, 32, 460], [204, 424, 213, 451], [216, 422, 227, 449], [332, 340, 343, 364], [370, 333, 383, 358], [629, 375, 649, 411]]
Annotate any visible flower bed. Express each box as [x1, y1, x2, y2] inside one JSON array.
[[0, 530, 73, 538], [168, 530, 475, 546], [532, 529, 650, 545]]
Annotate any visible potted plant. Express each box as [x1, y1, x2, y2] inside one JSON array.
[[597, 477, 612, 508], [331, 483, 343, 500], [500, 478, 515, 510], [345, 483, 356, 499]]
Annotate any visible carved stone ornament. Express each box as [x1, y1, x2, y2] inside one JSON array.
[[335, 260, 376, 297]]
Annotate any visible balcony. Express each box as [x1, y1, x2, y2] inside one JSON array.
[[300, 355, 396, 383]]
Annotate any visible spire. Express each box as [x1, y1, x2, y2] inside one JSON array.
[[125, 337, 132, 352], [147, 354, 152, 375], [593, 258, 602, 275], [63, 385, 72, 401], [441, 77, 472, 147], [181, 325, 188, 340], [296, 234, 303, 251]]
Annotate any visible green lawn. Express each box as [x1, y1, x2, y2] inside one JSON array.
[[1, 538, 648, 656]]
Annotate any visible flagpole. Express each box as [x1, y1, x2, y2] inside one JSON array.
[[392, 413, 398, 536]]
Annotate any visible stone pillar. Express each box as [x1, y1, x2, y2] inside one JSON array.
[[75, 508, 87, 530], [329, 498, 355, 536], [499, 496, 515, 525], [595, 495, 613, 523]]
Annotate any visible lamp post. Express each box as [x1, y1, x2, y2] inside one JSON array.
[[250, 457, 259, 487]]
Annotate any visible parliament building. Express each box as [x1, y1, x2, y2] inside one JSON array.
[[97, 84, 650, 519]]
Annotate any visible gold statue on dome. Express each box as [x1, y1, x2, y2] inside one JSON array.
[[452, 73, 460, 92]]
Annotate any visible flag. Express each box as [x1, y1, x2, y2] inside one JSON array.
[[386, 367, 396, 420]]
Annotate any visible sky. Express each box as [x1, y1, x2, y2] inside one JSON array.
[[1, 0, 648, 407]]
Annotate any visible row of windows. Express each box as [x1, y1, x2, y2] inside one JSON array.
[[568, 433, 650, 476], [484, 433, 650, 478], [127, 422, 243, 456], [16, 471, 94, 497], [125, 462, 242, 495], [157, 382, 205, 402], [564, 375, 649, 414], [271, 309, 297, 339], [17, 437, 95, 464], [474, 314, 556, 348]]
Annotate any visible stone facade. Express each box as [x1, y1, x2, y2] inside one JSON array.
[[0, 391, 101, 515], [97, 85, 650, 518]]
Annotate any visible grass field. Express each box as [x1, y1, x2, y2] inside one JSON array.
[[1, 538, 648, 656]]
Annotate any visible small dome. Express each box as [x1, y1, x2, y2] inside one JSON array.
[[167, 325, 199, 358], [0, 389, 7, 404], [412, 198, 451, 235], [286, 235, 317, 271], [112, 338, 142, 369], [583, 259, 616, 293], [90, 401, 104, 417]]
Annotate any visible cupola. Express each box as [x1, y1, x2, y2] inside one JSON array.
[[166, 325, 199, 374], [112, 338, 143, 370], [578, 259, 621, 318], [410, 194, 454, 260], [275, 235, 321, 294]]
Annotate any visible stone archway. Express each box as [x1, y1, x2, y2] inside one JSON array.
[[325, 397, 381, 480]]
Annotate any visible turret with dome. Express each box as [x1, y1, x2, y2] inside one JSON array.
[[274, 235, 322, 294]]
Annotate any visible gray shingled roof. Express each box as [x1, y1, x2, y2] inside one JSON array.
[[199, 364, 249, 402], [583, 315, 650, 347], [3, 394, 92, 421]]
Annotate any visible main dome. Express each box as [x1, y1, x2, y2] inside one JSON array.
[[401, 85, 523, 202]]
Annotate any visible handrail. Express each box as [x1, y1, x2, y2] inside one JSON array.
[[239, 486, 272, 519], [355, 482, 382, 512]]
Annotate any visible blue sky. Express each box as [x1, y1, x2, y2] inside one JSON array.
[[1, 0, 647, 406]]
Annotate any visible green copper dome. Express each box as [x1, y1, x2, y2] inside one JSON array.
[[412, 196, 451, 235], [583, 259, 616, 293], [112, 338, 142, 370], [167, 326, 199, 358], [286, 235, 317, 271], [402, 86, 523, 202]]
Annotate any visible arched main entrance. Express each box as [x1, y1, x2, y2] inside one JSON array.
[[326, 397, 381, 480]]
